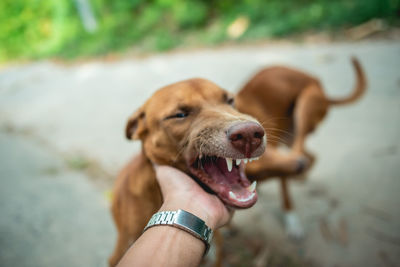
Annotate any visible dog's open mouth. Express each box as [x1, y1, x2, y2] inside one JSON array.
[[188, 155, 260, 208]]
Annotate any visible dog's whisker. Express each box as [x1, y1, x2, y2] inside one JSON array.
[[175, 137, 193, 161], [266, 137, 290, 146], [264, 128, 294, 136], [270, 140, 290, 146], [267, 133, 293, 143]]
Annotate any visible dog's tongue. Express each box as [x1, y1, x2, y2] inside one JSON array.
[[203, 157, 257, 208]]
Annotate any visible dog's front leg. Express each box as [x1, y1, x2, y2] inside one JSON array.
[[280, 177, 304, 239]]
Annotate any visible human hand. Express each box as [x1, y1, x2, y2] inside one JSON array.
[[153, 165, 232, 229]]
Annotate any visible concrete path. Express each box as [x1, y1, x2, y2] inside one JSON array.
[[0, 40, 399, 266], [0, 132, 114, 267]]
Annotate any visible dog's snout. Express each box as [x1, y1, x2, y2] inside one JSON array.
[[227, 122, 265, 157]]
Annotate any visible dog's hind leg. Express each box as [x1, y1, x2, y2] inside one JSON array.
[[280, 177, 304, 239], [291, 84, 328, 155]]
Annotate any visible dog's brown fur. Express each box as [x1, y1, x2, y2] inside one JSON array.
[[236, 57, 366, 212], [109, 78, 265, 266]]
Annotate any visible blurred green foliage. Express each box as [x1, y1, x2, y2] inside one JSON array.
[[0, 0, 399, 62]]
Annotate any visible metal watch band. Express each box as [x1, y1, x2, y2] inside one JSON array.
[[143, 209, 213, 255]]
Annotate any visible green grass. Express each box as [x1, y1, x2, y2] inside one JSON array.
[[0, 0, 399, 62]]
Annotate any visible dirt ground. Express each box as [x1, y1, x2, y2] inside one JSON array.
[[0, 39, 399, 267]]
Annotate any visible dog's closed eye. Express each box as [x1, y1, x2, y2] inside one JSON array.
[[164, 108, 191, 120], [222, 92, 235, 107]]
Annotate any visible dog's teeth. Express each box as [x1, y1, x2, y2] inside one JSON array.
[[243, 158, 248, 164], [249, 156, 260, 162], [226, 158, 233, 172], [229, 191, 237, 200], [247, 181, 257, 192], [236, 159, 241, 165], [229, 191, 256, 202]]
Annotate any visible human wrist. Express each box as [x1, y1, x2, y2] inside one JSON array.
[[121, 217, 205, 267]]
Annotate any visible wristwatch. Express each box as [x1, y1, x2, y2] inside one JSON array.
[[143, 209, 213, 255]]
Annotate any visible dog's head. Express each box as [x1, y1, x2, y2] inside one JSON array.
[[126, 78, 266, 208]]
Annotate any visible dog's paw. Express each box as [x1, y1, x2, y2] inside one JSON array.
[[294, 155, 310, 174], [284, 211, 304, 239]]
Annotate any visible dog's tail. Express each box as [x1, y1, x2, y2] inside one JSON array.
[[328, 57, 367, 106]]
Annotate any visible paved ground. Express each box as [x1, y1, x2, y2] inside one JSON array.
[[0, 40, 399, 266], [0, 132, 114, 267]]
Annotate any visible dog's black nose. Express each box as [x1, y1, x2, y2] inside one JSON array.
[[227, 122, 265, 157]]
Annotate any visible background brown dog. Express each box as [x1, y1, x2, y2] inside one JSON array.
[[235, 57, 366, 238], [109, 78, 266, 266]]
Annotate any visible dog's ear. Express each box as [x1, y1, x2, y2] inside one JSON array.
[[125, 107, 147, 140]]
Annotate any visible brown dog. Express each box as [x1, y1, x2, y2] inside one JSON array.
[[109, 78, 267, 266], [235, 57, 366, 237]]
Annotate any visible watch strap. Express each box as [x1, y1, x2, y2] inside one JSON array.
[[143, 209, 213, 255]]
